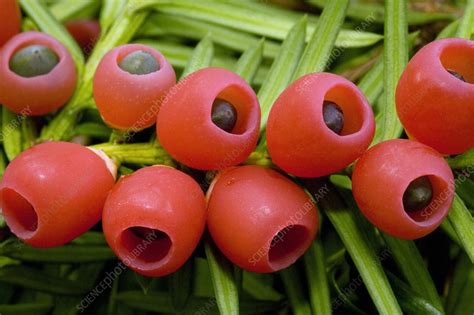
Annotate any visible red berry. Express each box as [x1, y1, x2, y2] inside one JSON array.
[[352, 139, 455, 240], [65, 19, 100, 56], [207, 165, 318, 273], [157, 67, 261, 170], [0, 0, 21, 47], [396, 38, 474, 155], [267, 72, 375, 178], [93, 44, 176, 130], [0, 142, 116, 247], [102, 166, 206, 277], [0, 31, 77, 115]]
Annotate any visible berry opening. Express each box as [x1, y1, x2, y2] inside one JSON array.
[[212, 85, 257, 136], [322, 86, 365, 136], [268, 225, 310, 270], [440, 43, 474, 84], [9, 44, 59, 78], [121, 226, 172, 263], [118, 50, 160, 75], [1, 188, 38, 234], [402, 175, 450, 223]]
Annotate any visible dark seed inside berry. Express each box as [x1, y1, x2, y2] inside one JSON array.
[[323, 101, 344, 135], [9, 45, 59, 78], [130, 226, 160, 240], [118, 50, 160, 75], [403, 176, 433, 212], [448, 70, 466, 82], [211, 98, 238, 133]]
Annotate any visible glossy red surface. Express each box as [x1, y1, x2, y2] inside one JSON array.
[[0, 31, 77, 115], [396, 38, 474, 154], [156, 67, 261, 170], [93, 44, 176, 130], [267, 72, 375, 178], [207, 165, 318, 273], [102, 166, 206, 277], [0, 0, 21, 47], [0, 142, 115, 247], [352, 139, 455, 240], [65, 19, 100, 56]]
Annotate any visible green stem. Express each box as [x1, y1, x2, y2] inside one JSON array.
[[90, 142, 174, 166], [386, 271, 444, 315], [304, 179, 402, 315], [440, 220, 462, 245], [0, 265, 89, 295], [139, 13, 280, 58], [0, 244, 115, 263], [447, 148, 474, 168], [21, 117, 36, 151], [447, 194, 474, 262], [358, 31, 418, 107], [445, 252, 474, 315], [135, 0, 382, 48], [308, 0, 455, 25], [244, 146, 273, 167], [457, 0, 474, 39], [180, 34, 214, 79], [0, 149, 6, 179], [258, 17, 306, 131], [108, 129, 127, 144], [2, 107, 24, 161], [293, 0, 350, 78], [358, 56, 384, 105], [234, 39, 264, 83], [106, 275, 120, 315], [280, 265, 312, 315], [49, 0, 101, 22], [438, 19, 460, 39], [0, 303, 53, 314], [304, 238, 332, 315], [74, 122, 111, 140], [375, 0, 407, 144], [169, 259, 193, 311], [100, 0, 127, 34], [205, 239, 239, 315], [382, 235, 444, 311]]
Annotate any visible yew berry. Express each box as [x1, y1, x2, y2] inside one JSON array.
[[266, 72, 375, 178], [207, 165, 318, 273], [0, 31, 77, 115], [93, 44, 176, 130], [102, 166, 206, 277], [396, 38, 474, 155], [0, 0, 21, 47], [0, 142, 116, 247], [156, 67, 261, 170], [352, 139, 455, 240], [65, 19, 100, 56]]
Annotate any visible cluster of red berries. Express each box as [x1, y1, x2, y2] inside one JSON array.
[[0, 3, 470, 276]]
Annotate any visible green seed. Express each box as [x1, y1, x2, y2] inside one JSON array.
[[118, 50, 160, 75], [323, 101, 344, 135], [403, 176, 433, 212], [9, 45, 59, 78], [211, 98, 238, 133]]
